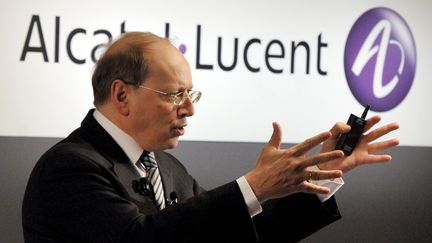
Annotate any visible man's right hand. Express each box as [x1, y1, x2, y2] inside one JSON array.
[[245, 122, 344, 204]]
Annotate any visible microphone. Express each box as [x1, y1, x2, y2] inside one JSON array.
[[132, 178, 178, 207], [132, 177, 155, 201], [167, 192, 178, 205]]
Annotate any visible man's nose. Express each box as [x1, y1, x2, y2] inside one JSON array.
[[177, 97, 195, 117]]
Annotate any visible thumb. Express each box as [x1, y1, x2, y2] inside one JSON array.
[[268, 122, 282, 149]]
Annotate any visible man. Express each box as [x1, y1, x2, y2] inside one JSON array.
[[22, 32, 399, 243]]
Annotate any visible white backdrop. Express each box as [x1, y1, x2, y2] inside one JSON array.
[[0, 0, 431, 146]]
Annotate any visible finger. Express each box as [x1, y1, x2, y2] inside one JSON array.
[[290, 131, 332, 156], [268, 122, 282, 149], [362, 154, 392, 165], [368, 138, 400, 154], [304, 170, 343, 181], [300, 181, 331, 195], [329, 122, 350, 139], [364, 122, 400, 143], [300, 150, 344, 168], [363, 115, 381, 133]]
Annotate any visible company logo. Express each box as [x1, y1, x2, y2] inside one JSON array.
[[344, 7, 416, 111], [20, 15, 329, 76]]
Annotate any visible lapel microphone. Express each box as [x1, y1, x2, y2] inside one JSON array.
[[132, 177, 155, 200], [167, 192, 178, 205], [132, 177, 178, 206]]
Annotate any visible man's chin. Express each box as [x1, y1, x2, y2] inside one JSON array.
[[163, 137, 180, 150], [141, 137, 179, 151]]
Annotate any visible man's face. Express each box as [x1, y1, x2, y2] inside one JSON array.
[[127, 41, 195, 151]]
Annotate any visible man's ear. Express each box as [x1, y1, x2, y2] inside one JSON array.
[[110, 80, 131, 116]]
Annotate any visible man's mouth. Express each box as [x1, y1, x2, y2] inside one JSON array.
[[172, 124, 187, 136]]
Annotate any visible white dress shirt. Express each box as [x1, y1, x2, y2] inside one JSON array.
[[93, 110, 146, 177]]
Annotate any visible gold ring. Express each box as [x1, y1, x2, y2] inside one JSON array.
[[308, 172, 312, 181]]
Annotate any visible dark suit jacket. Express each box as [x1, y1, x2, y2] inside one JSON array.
[[22, 109, 341, 243]]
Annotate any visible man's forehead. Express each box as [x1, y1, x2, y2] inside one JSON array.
[[144, 42, 192, 88], [148, 42, 190, 71]]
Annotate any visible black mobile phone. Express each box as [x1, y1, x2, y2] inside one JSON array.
[[335, 105, 370, 155]]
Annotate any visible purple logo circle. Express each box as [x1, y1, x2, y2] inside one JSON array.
[[344, 7, 416, 111]]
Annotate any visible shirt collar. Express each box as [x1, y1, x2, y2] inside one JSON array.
[[93, 109, 143, 164]]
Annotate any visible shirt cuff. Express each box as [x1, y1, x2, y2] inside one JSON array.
[[236, 176, 263, 218], [309, 166, 344, 201]]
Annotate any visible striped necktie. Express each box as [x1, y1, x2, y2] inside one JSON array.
[[136, 151, 166, 210]]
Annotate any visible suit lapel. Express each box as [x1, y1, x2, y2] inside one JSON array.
[[76, 109, 158, 214], [77, 109, 129, 166], [155, 152, 174, 201]]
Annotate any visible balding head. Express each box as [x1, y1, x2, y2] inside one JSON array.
[[90, 31, 195, 150], [91, 32, 169, 107]]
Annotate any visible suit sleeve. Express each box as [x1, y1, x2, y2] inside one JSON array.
[[155, 151, 341, 242], [253, 193, 341, 243], [31, 146, 258, 243]]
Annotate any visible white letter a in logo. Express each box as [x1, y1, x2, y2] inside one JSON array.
[[351, 20, 404, 98]]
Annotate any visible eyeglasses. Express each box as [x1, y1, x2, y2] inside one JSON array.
[[122, 81, 202, 105], [128, 83, 202, 106]]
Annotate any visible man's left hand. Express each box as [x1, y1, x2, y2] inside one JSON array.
[[319, 115, 400, 173]]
